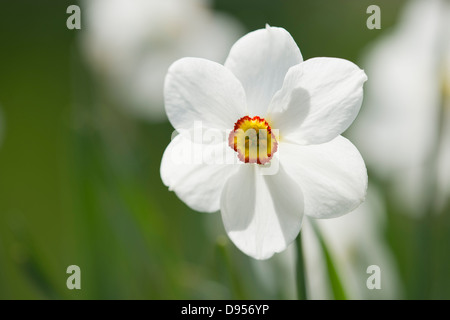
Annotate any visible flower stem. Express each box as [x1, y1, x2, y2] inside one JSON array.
[[296, 231, 307, 300]]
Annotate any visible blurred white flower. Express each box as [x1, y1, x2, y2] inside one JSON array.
[[161, 25, 367, 259], [246, 187, 402, 299], [303, 186, 403, 299], [250, 243, 297, 298], [351, 0, 450, 214], [82, 0, 244, 121]]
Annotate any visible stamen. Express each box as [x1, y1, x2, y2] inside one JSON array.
[[228, 116, 278, 164]]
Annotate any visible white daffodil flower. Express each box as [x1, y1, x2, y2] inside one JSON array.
[[161, 25, 368, 259], [351, 0, 450, 214], [82, 0, 243, 122]]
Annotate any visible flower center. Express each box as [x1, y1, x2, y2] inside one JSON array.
[[228, 116, 278, 164]]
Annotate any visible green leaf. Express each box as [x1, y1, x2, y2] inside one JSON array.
[[311, 220, 348, 300]]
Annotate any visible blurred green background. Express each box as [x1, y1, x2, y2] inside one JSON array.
[[0, 0, 449, 300]]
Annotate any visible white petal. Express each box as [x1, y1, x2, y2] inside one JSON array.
[[224, 25, 302, 116], [161, 134, 239, 213], [280, 136, 367, 219], [164, 57, 247, 134], [269, 58, 367, 145], [266, 73, 311, 136], [220, 164, 304, 260]]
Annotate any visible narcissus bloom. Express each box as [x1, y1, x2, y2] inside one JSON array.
[[161, 25, 368, 259]]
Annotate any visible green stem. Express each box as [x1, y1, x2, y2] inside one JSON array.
[[296, 232, 307, 300]]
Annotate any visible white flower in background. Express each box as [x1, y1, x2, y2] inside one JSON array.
[[304, 187, 403, 299], [239, 189, 402, 299], [250, 242, 297, 298], [82, 0, 243, 121], [161, 25, 368, 259], [351, 0, 450, 214]]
